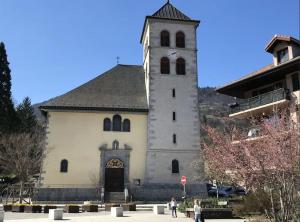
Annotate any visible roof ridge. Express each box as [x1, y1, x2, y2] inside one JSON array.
[[151, 1, 191, 20], [118, 64, 142, 67], [40, 65, 147, 111], [151, 1, 170, 17], [265, 34, 300, 52], [217, 56, 300, 92]]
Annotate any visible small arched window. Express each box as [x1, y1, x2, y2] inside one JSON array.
[[123, 119, 131, 132], [161, 31, 170, 47], [176, 58, 186, 75], [176, 32, 185, 48], [161, 57, 170, 74], [60, 159, 68, 173], [172, 159, 179, 174], [113, 114, 122, 131], [103, 118, 111, 131]]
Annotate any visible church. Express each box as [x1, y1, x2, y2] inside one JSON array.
[[37, 1, 206, 201]]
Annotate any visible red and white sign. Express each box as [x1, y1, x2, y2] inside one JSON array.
[[181, 176, 187, 185]]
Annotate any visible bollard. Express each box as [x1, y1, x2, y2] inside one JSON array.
[[153, 205, 164, 214], [111, 207, 123, 217], [0, 211, 4, 222], [49, 209, 63, 220]]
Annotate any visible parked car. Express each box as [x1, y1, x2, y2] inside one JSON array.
[[207, 184, 247, 197], [207, 186, 230, 197], [234, 186, 247, 195], [0, 176, 18, 184]]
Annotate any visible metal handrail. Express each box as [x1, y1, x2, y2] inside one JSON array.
[[230, 88, 290, 114]]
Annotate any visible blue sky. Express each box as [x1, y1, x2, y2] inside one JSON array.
[[0, 0, 299, 104]]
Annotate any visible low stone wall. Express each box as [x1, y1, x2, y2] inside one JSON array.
[[36, 188, 98, 201], [36, 183, 207, 201], [129, 183, 207, 201], [186, 208, 233, 219]]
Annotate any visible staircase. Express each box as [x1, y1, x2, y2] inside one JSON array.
[[105, 192, 125, 203]]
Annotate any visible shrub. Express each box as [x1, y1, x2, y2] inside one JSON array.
[[232, 190, 272, 217], [178, 199, 193, 213]]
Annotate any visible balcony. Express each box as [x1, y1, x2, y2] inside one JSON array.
[[229, 88, 290, 118]]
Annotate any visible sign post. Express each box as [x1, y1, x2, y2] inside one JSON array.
[[181, 176, 187, 198], [213, 179, 218, 199]]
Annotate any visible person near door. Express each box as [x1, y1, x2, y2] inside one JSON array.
[[170, 197, 177, 218]]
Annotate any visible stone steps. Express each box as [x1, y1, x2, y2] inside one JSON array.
[[105, 192, 125, 203]]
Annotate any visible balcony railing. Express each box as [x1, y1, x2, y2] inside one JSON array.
[[230, 88, 290, 115]]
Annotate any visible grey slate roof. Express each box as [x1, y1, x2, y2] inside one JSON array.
[[40, 65, 148, 112], [152, 2, 191, 20], [140, 2, 200, 43]]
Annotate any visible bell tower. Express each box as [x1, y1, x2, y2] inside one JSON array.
[[141, 1, 205, 195]]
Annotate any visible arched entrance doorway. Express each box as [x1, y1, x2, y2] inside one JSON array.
[[105, 159, 124, 192]]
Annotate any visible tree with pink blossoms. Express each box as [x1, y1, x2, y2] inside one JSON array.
[[203, 110, 300, 222]]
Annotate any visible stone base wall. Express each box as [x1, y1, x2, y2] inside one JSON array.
[[36, 183, 207, 202], [130, 183, 207, 201], [36, 188, 99, 201]]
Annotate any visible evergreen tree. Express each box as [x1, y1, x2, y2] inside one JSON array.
[[0, 42, 16, 133], [16, 97, 37, 133]]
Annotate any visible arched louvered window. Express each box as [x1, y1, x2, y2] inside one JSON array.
[[103, 118, 111, 131], [172, 159, 179, 174], [176, 31, 185, 48], [123, 119, 131, 132], [161, 57, 170, 74], [176, 58, 186, 75], [60, 159, 68, 173], [113, 114, 122, 131], [161, 31, 170, 47]]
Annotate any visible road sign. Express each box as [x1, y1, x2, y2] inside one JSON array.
[[181, 176, 187, 185]]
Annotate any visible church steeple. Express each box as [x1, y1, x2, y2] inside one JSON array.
[[142, 1, 203, 185]]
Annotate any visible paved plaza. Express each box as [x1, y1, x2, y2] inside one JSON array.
[[3, 211, 246, 222]]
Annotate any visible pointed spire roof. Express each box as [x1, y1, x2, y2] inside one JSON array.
[[140, 2, 200, 43], [152, 1, 191, 21]]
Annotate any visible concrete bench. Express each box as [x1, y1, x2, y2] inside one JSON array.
[[49, 209, 63, 220], [153, 205, 164, 214], [111, 207, 123, 217]]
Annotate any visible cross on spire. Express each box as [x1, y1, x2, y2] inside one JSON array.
[[116, 56, 120, 64]]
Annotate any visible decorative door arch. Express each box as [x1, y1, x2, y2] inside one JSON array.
[[105, 159, 124, 192]]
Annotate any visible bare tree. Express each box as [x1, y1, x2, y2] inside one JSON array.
[[89, 172, 101, 201], [0, 125, 46, 203]]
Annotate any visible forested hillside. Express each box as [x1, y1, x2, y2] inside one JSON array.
[[198, 87, 248, 133]]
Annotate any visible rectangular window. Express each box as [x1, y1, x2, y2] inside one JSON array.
[[173, 112, 176, 121], [277, 48, 289, 64], [172, 89, 176, 98], [292, 73, 300, 91], [173, 134, 177, 144]]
